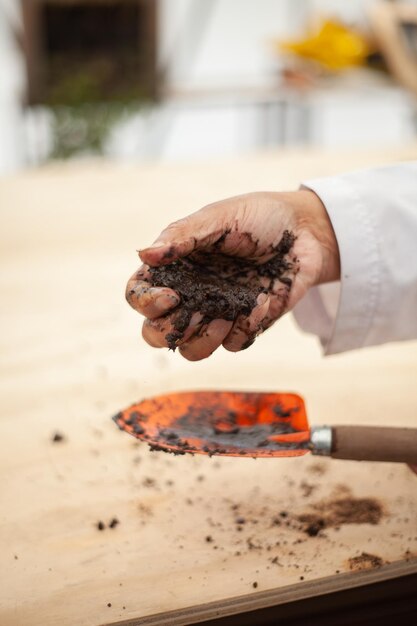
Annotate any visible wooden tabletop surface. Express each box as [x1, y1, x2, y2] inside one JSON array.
[[1, 146, 416, 626]]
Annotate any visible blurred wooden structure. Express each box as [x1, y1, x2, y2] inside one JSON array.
[[371, 2, 417, 98]]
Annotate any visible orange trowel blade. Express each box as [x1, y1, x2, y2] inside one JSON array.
[[113, 390, 311, 458]]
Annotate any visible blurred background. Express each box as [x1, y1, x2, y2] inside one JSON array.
[[1, 0, 417, 174]]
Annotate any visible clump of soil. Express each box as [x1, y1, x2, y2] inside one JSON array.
[[298, 497, 383, 536], [348, 552, 385, 571], [109, 517, 119, 529], [96, 518, 120, 531], [51, 431, 66, 443], [147, 230, 296, 349]]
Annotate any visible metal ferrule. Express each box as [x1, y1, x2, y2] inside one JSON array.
[[310, 426, 332, 456]]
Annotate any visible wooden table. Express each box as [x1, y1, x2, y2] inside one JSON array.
[[1, 147, 416, 626]]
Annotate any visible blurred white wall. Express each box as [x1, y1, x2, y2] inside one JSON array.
[[157, 0, 304, 91]]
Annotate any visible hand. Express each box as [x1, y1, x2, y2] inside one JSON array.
[[126, 190, 340, 361]]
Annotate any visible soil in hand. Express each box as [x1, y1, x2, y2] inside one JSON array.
[[148, 230, 296, 349]]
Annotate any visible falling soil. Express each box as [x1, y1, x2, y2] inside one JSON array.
[[348, 552, 385, 571], [297, 497, 383, 536], [147, 230, 296, 349]]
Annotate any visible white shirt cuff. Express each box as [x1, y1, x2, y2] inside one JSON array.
[[293, 176, 380, 355]]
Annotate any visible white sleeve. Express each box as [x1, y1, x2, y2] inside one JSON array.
[[292, 162, 417, 355]]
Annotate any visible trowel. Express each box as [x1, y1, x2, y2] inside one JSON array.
[[113, 390, 417, 464]]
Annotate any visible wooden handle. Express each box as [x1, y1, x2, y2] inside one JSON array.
[[331, 426, 417, 463]]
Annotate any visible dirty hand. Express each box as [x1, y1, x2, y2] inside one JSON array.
[[126, 191, 340, 361]]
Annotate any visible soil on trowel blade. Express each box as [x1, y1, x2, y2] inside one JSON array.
[[148, 230, 296, 349]]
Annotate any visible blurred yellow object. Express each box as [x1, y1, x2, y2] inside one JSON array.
[[278, 20, 371, 71]]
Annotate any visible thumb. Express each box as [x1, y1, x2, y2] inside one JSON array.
[[139, 209, 226, 267]]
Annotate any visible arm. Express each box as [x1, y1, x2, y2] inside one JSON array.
[[294, 162, 417, 353]]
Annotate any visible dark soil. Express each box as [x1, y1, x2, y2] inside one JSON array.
[[109, 518, 119, 529], [298, 497, 383, 536], [51, 432, 66, 443], [147, 230, 296, 349], [348, 552, 385, 571]]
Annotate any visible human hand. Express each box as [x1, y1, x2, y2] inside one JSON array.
[[126, 190, 340, 360]]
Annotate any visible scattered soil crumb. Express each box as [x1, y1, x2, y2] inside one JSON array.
[[107, 603, 112, 608], [309, 462, 327, 476], [252, 582, 258, 588], [109, 518, 119, 529], [14, 555, 18, 560], [52, 432, 66, 443], [205, 535, 213, 543], [298, 497, 384, 536], [143, 477, 157, 488], [404, 549, 416, 561], [300, 481, 317, 498], [348, 552, 385, 571], [97, 521, 105, 531], [331, 483, 353, 499], [147, 231, 296, 349]]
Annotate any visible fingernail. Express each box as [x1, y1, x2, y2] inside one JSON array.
[[155, 293, 180, 310], [138, 243, 166, 256], [189, 312, 204, 327], [148, 242, 166, 250], [256, 292, 269, 306]]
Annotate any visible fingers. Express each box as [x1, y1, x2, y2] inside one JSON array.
[[128, 283, 180, 320], [179, 319, 233, 361], [126, 267, 180, 319], [142, 312, 203, 349], [222, 292, 270, 352], [142, 312, 233, 360], [139, 209, 225, 267]]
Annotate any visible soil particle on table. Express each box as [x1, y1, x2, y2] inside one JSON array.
[[109, 517, 120, 529], [146, 230, 296, 349], [51, 431, 66, 443], [252, 581, 258, 588], [142, 477, 157, 488], [297, 497, 383, 536], [97, 521, 105, 531], [300, 481, 317, 498], [348, 552, 385, 571], [309, 461, 327, 476]]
